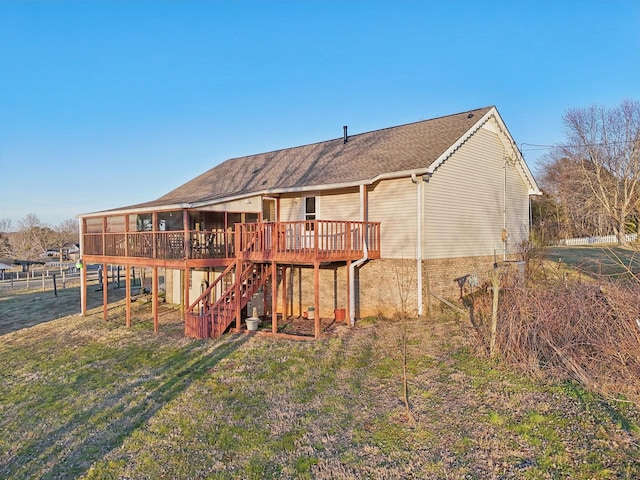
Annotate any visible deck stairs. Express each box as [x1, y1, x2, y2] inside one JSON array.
[[185, 260, 271, 339]]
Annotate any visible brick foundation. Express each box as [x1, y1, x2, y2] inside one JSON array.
[[277, 255, 520, 320]]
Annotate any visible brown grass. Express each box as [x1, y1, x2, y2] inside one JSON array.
[[0, 279, 126, 335], [467, 254, 640, 406]]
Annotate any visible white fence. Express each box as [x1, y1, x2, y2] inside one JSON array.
[[0, 268, 101, 293], [560, 233, 638, 246]]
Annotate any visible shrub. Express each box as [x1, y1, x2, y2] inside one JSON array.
[[489, 278, 640, 404]]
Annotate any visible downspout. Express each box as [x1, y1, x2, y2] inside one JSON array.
[[349, 184, 368, 326], [503, 157, 507, 261], [411, 173, 423, 316]]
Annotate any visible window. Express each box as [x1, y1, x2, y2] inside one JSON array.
[[304, 197, 316, 221], [304, 196, 317, 231]]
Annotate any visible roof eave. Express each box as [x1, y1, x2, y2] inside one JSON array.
[[76, 203, 193, 219]]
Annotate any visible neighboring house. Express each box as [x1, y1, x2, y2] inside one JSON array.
[[78, 106, 541, 339], [0, 262, 13, 280], [39, 245, 80, 260]]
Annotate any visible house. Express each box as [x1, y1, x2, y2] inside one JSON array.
[[77, 106, 541, 339], [40, 244, 80, 260]]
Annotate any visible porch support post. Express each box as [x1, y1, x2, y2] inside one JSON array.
[[184, 267, 190, 323], [298, 266, 303, 317], [152, 212, 158, 258], [125, 264, 131, 328], [346, 260, 351, 326], [102, 262, 108, 321], [271, 261, 278, 334], [152, 266, 159, 333], [235, 259, 241, 332], [263, 278, 269, 323], [183, 210, 190, 260], [281, 265, 287, 325], [179, 269, 185, 320], [314, 261, 320, 339], [79, 219, 87, 316], [80, 260, 87, 315]]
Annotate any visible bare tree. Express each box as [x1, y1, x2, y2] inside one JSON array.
[[0, 218, 12, 258], [10, 215, 80, 261], [51, 219, 79, 261], [543, 100, 640, 246], [539, 156, 612, 239], [13, 214, 55, 260]]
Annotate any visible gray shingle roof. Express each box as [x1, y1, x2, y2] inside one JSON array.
[[112, 106, 494, 211]]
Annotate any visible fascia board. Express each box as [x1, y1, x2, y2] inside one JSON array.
[[77, 203, 192, 218]]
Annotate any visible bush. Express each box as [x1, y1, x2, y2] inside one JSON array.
[[489, 278, 640, 404]]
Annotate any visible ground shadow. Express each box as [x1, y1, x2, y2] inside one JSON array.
[[1, 329, 251, 479]]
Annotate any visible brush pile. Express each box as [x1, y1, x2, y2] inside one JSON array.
[[484, 276, 640, 404]]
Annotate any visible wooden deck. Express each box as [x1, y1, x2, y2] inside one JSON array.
[[80, 218, 380, 341], [82, 220, 380, 265]]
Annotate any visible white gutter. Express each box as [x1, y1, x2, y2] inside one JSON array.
[[349, 184, 369, 326], [411, 174, 423, 316], [77, 203, 194, 219]]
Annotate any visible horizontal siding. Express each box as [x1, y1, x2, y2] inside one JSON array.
[[505, 163, 530, 254], [271, 115, 532, 262], [318, 188, 361, 220], [279, 195, 304, 221], [368, 177, 417, 259], [424, 125, 528, 259], [280, 188, 361, 222], [206, 195, 262, 213]]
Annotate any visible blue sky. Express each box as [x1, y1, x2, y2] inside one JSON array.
[[1, 0, 639, 227]]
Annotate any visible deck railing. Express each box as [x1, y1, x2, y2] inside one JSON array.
[[236, 220, 381, 262], [82, 220, 380, 262], [82, 229, 235, 260]]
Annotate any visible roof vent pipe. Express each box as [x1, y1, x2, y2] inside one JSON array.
[[343, 125, 348, 143]]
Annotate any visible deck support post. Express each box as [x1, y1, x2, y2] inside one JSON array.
[[102, 262, 108, 321], [152, 266, 159, 333], [80, 262, 87, 316], [235, 259, 241, 332], [271, 261, 278, 334], [314, 261, 320, 339], [182, 210, 190, 260], [184, 267, 190, 324], [298, 266, 303, 317], [125, 264, 131, 328], [79, 219, 87, 316], [281, 265, 287, 326], [346, 260, 351, 327]]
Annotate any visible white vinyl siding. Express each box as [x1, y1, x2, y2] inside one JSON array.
[[202, 195, 262, 213], [424, 124, 529, 259], [504, 163, 530, 253], [368, 177, 417, 259], [317, 188, 360, 220], [280, 188, 361, 222], [280, 195, 305, 221]]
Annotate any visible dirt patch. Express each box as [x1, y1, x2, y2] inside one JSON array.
[[256, 315, 345, 337]]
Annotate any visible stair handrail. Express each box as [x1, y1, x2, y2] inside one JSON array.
[[186, 260, 237, 315], [213, 261, 263, 308], [208, 261, 271, 334]]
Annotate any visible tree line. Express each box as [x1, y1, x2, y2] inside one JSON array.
[[0, 214, 79, 263], [532, 99, 640, 246]]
